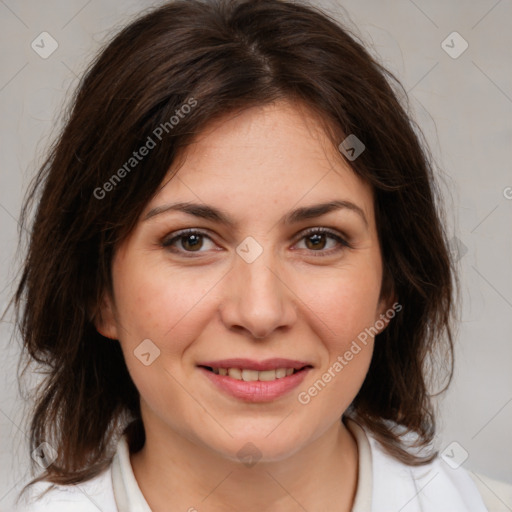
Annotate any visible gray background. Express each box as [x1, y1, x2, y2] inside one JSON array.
[[1, 0, 511, 509]]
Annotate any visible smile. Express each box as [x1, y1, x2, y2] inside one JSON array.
[[197, 359, 313, 402]]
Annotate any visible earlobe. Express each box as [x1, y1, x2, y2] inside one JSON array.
[[92, 293, 119, 340], [375, 311, 391, 335], [375, 295, 399, 335], [95, 324, 118, 340]]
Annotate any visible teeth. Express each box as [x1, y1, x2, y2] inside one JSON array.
[[275, 368, 286, 378], [228, 368, 242, 380], [212, 367, 300, 381], [258, 370, 276, 381], [241, 369, 259, 381]]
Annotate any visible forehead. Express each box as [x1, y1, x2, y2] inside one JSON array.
[[146, 101, 374, 225]]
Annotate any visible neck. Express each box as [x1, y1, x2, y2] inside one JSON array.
[[130, 416, 359, 512]]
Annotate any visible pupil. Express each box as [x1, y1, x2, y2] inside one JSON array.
[[306, 233, 325, 250], [183, 234, 202, 251]]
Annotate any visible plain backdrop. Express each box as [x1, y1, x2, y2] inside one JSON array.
[[1, 0, 511, 509]]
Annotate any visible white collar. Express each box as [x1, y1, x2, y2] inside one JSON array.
[[111, 419, 487, 512], [367, 425, 489, 511], [111, 435, 152, 512]]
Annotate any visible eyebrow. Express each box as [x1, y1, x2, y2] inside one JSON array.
[[144, 199, 368, 228]]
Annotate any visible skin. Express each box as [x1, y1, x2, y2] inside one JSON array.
[[96, 100, 394, 512]]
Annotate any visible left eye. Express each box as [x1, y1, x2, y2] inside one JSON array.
[[294, 228, 348, 254], [162, 228, 348, 256]]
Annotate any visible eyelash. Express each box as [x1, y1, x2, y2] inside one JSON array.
[[161, 227, 351, 258]]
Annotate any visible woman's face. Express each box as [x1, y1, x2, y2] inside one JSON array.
[[97, 100, 392, 462]]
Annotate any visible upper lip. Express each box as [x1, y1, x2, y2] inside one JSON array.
[[197, 358, 312, 371]]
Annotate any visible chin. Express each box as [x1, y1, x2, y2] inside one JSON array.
[[200, 426, 311, 465]]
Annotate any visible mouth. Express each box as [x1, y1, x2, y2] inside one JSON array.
[[197, 359, 313, 402]]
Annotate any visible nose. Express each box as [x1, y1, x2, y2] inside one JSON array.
[[219, 247, 297, 340]]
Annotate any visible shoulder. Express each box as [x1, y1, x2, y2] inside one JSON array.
[[348, 418, 512, 511], [14, 466, 117, 512], [469, 471, 512, 511]]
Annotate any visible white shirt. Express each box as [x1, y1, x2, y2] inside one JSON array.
[[16, 419, 512, 511]]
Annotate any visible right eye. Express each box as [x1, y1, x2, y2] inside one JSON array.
[[161, 229, 218, 255]]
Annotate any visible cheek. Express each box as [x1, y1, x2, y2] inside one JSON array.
[[291, 262, 381, 404], [296, 261, 383, 346], [111, 256, 215, 424], [112, 254, 217, 348], [294, 275, 378, 417]]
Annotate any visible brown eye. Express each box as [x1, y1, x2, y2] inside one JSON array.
[[304, 232, 328, 250], [295, 228, 350, 256], [162, 229, 216, 255], [180, 233, 203, 251]]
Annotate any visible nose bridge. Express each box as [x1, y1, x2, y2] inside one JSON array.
[[242, 248, 280, 300], [222, 236, 295, 338]]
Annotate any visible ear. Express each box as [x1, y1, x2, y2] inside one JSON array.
[[372, 266, 399, 335], [374, 293, 400, 336], [92, 291, 119, 340], [375, 279, 402, 334]]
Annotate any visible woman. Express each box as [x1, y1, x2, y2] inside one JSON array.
[[12, 0, 511, 510]]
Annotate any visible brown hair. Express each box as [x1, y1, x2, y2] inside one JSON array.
[[11, 0, 456, 492]]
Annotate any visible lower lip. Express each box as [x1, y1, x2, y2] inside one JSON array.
[[198, 367, 311, 402]]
